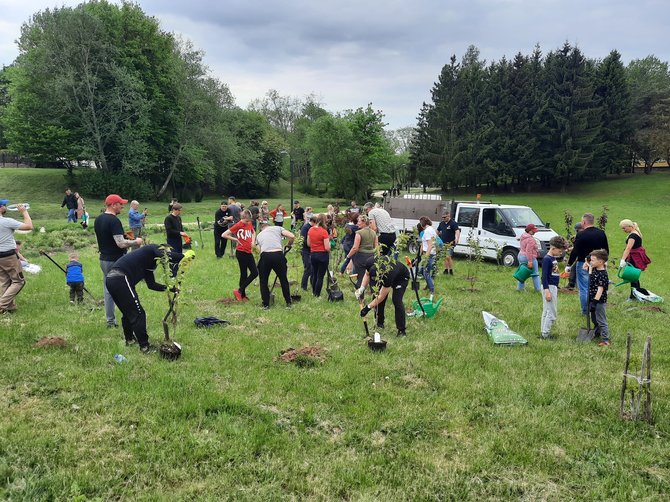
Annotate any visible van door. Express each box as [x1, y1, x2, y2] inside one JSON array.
[[479, 207, 518, 259], [454, 206, 480, 256]]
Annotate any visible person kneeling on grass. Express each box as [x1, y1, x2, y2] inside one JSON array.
[[223, 210, 258, 302], [359, 256, 410, 337], [540, 236, 569, 340], [588, 249, 611, 347], [105, 244, 183, 354]]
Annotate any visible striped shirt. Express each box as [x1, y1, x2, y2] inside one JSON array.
[[368, 207, 396, 233]]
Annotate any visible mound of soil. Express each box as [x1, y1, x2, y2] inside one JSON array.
[[34, 337, 66, 348], [216, 297, 237, 305], [278, 346, 325, 366], [642, 305, 664, 313], [559, 288, 578, 295]]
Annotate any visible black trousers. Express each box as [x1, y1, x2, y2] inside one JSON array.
[[301, 248, 312, 291], [258, 252, 291, 307], [214, 226, 227, 257], [105, 275, 150, 347], [236, 251, 258, 297], [68, 282, 84, 303], [352, 253, 375, 288], [376, 275, 409, 331], [378, 232, 396, 256], [310, 252, 329, 297]]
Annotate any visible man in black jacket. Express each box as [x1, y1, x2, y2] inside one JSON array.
[[214, 201, 231, 258], [105, 244, 183, 353], [566, 213, 609, 315], [61, 189, 77, 223]]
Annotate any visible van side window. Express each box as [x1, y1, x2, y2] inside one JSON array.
[[482, 208, 515, 236], [458, 208, 479, 227]]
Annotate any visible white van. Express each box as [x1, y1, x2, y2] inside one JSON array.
[[453, 202, 559, 266]]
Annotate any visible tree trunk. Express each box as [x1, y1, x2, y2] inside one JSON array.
[[156, 145, 184, 198]]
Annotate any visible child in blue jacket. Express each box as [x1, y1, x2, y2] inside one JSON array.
[[66, 253, 85, 304]]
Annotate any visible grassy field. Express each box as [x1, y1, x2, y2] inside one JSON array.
[[1, 169, 669, 500]]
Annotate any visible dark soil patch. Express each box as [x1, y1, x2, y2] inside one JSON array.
[[216, 297, 236, 305], [559, 288, 579, 295], [642, 305, 664, 313], [278, 346, 325, 367], [34, 336, 66, 348]]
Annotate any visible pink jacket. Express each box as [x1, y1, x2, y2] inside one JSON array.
[[519, 232, 538, 261]]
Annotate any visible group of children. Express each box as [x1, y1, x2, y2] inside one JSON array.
[[540, 237, 610, 346]]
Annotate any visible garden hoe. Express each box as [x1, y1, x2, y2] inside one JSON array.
[[196, 217, 205, 249], [39, 250, 104, 306]]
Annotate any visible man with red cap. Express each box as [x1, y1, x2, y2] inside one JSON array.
[[0, 200, 32, 313], [94, 194, 143, 328]]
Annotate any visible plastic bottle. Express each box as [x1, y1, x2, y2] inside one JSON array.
[[113, 354, 127, 364]]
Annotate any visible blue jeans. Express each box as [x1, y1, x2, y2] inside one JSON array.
[[422, 255, 435, 293], [517, 255, 541, 291], [577, 261, 589, 314], [100, 259, 117, 325], [67, 208, 76, 223], [339, 243, 352, 274]]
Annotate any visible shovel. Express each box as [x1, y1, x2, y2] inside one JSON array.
[[405, 256, 426, 317], [576, 267, 596, 342]]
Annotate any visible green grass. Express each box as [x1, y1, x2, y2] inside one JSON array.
[[1, 170, 669, 500]]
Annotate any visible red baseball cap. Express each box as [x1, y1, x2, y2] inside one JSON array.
[[105, 194, 128, 206], [525, 223, 538, 233]]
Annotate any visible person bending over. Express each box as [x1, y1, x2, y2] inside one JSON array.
[[105, 244, 183, 354]]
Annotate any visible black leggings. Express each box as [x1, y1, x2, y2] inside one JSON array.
[[376, 276, 409, 331], [301, 248, 312, 291], [236, 251, 258, 297], [258, 252, 291, 307], [214, 226, 227, 257], [106, 275, 150, 347], [310, 252, 329, 297]]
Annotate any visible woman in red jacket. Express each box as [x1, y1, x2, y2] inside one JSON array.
[[307, 213, 331, 297]]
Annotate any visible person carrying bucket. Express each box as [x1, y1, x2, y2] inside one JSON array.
[[619, 219, 651, 300], [517, 224, 541, 292]]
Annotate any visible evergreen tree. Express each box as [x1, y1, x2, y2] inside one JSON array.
[[591, 50, 633, 174]]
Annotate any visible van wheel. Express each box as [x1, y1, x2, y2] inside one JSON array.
[[501, 248, 518, 267], [407, 239, 419, 255]]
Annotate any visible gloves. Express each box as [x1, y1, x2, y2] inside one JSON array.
[[619, 259, 627, 268], [564, 266, 571, 273], [360, 305, 371, 317]]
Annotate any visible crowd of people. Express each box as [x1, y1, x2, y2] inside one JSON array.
[[0, 193, 653, 352]]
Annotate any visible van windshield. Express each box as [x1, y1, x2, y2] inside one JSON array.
[[500, 208, 545, 228]]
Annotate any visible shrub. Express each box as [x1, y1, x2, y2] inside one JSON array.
[[73, 171, 154, 200]]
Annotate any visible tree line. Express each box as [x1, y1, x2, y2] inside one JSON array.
[[409, 44, 670, 192], [0, 1, 396, 201]]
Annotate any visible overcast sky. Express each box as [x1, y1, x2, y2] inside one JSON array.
[[1, 0, 668, 128]]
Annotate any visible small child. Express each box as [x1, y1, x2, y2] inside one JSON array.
[[65, 253, 85, 304], [588, 249, 610, 347], [540, 236, 569, 340]]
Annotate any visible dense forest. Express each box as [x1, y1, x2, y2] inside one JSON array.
[[0, 1, 668, 200]]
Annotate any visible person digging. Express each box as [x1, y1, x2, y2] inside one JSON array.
[[105, 244, 184, 354], [359, 256, 410, 337]]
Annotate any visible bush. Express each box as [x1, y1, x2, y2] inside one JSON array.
[[73, 171, 154, 200]]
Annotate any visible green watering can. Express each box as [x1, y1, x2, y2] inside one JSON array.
[[616, 263, 642, 287], [513, 265, 538, 282], [412, 297, 444, 318]]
